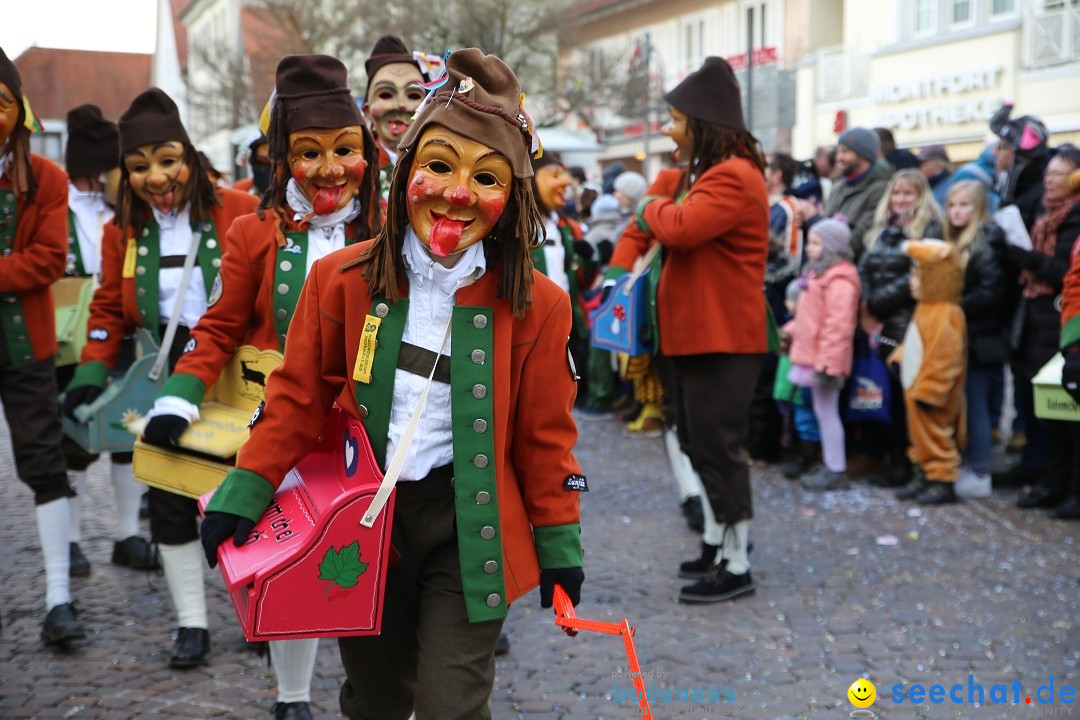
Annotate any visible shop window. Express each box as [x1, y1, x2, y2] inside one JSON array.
[[913, 0, 936, 37], [991, 0, 1016, 15], [951, 0, 974, 27]]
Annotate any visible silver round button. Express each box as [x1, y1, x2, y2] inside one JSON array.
[[375, 303, 389, 317], [471, 349, 486, 365], [141, 227, 150, 237], [358, 404, 369, 418], [136, 288, 147, 297], [480, 525, 495, 540], [276, 308, 288, 320], [11, 314, 21, 324], [485, 593, 501, 608], [475, 491, 490, 505], [277, 283, 289, 295], [203, 222, 213, 232], [212, 258, 221, 268], [472, 314, 488, 329], [484, 560, 499, 573], [138, 246, 149, 256], [473, 418, 487, 433], [471, 384, 487, 399], [206, 239, 217, 250], [136, 266, 146, 276], [280, 260, 292, 272], [473, 454, 489, 469]]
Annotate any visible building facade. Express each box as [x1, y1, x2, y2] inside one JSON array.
[[793, 0, 1080, 161]]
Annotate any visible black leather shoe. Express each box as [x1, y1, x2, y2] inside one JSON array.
[[169, 627, 210, 669], [69, 543, 91, 577], [679, 568, 755, 603], [272, 702, 313, 720], [1017, 486, 1064, 509], [494, 632, 510, 656], [916, 482, 958, 505], [41, 603, 86, 645], [992, 462, 1038, 489], [1047, 497, 1080, 520], [895, 468, 928, 501], [678, 542, 719, 579], [680, 496, 704, 532], [112, 536, 160, 570]]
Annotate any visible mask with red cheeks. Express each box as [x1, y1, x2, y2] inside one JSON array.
[[123, 141, 191, 214], [287, 126, 368, 215], [405, 127, 512, 257], [0, 83, 18, 147]]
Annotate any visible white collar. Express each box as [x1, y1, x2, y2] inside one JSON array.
[[68, 182, 105, 206], [285, 178, 361, 229], [402, 227, 486, 293], [381, 142, 399, 166], [152, 203, 191, 232]]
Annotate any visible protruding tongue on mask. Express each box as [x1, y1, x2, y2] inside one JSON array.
[[312, 185, 344, 215], [150, 191, 175, 214], [429, 217, 466, 257]]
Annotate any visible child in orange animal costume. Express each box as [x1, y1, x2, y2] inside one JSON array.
[[891, 240, 968, 505]]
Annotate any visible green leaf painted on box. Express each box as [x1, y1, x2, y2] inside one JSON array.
[[317, 541, 368, 589]]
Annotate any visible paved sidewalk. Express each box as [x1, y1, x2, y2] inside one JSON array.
[[1, 409, 1078, 719]]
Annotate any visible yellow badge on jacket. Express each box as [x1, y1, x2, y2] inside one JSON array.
[[122, 238, 137, 279], [353, 315, 381, 384]]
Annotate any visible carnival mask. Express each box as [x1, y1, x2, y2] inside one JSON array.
[[363, 63, 425, 151], [406, 126, 512, 257], [123, 141, 191, 214], [287, 126, 367, 215], [0, 83, 19, 148], [533, 163, 573, 214]]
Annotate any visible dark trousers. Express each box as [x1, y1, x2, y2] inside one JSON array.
[[672, 353, 764, 524], [1042, 420, 1080, 499], [0, 332, 70, 504], [338, 469, 504, 720]]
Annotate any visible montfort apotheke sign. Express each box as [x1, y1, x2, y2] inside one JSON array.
[[873, 66, 1003, 131]]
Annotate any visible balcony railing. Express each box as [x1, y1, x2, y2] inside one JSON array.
[[1025, 2, 1080, 68], [816, 46, 870, 102]]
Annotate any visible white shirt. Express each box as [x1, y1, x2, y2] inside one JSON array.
[[384, 228, 486, 480], [67, 183, 113, 275], [541, 212, 570, 292], [153, 204, 207, 330], [284, 179, 358, 272]]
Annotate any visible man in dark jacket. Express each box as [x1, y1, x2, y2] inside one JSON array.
[[821, 127, 892, 257]]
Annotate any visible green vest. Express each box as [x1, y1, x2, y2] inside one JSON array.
[[531, 221, 588, 339], [66, 211, 88, 277], [132, 217, 223, 335], [354, 296, 505, 622], [0, 189, 35, 367], [273, 230, 362, 350]]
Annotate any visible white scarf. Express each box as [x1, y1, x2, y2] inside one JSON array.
[[285, 178, 361, 245]]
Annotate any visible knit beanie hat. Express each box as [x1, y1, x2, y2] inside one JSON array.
[[531, 151, 561, 173], [364, 35, 422, 100], [65, 104, 119, 177], [274, 54, 362, 135], [398, 48, 539, 179], [119, 88, 190, 154], [809, 216, 854, 272], [838, 127, 880, 163], [664, 56, 746, 131], [613, 171, 647, 204]]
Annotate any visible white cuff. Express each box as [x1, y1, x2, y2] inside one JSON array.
[[147, 395, 201, 424]]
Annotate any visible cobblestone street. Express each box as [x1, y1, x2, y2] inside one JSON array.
[[1, 409, 1078, 719]]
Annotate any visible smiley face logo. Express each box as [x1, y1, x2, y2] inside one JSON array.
[[848, 678, 876, 708]]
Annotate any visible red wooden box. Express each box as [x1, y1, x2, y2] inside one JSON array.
[[198, 405, 394, 641]]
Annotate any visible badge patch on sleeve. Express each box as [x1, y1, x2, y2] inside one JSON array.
[[249, 400, 264, 428], [88, 327, 109, 341], [563, 474, 589, 492], [207, 273, 223, 307], [183, 337, 197, 354], [566, 343, 580, 381]]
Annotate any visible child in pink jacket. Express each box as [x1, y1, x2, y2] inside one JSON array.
[[786, 217, 861, 490]]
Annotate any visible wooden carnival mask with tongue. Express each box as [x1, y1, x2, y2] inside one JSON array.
[[405, 126, 512, 258], [123, 140, 191, 214], [287, 125, 368, 215], [0, 83, 19, 147]]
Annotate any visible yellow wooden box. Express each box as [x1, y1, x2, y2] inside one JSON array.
[[133, 346, 282, 499], [1032, 352, 1080, 422]]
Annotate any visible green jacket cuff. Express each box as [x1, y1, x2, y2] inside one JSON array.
[[160, 372, 207, 406], [604, 266, 629, 282], [205, 468, 275, 523], [1062, 316, 1080, 349], [634, 196, 661, 232], [68, 361, 108, 391], [533, 523, 583, 569]]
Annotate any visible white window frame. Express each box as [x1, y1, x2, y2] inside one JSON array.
[[912, 0, 938, 38], [990, 0, 1018, 18], [681, 14, 708, 72], [950, 0, 976, 29]]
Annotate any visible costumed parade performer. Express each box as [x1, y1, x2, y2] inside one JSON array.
[[200, 48, 585, 720]]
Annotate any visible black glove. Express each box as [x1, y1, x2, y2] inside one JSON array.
[[200, 511, 255, 568], [63, 385, 104, 421], [600, 283, 614, 303], [539, 567, 584, 609], [1063, 342, 1080, 404], [142, 414, 190, 448], [572, 239, 595, 263]]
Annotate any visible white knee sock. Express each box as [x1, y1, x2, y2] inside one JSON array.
[[664, 428, 699, 502], [67, 471, 87, 543], [158, 541, 207, 629], [35, 497, 72, 610], [270, 639, 319, 703], [110, 461, 142, 541], [718, 521, 751, 575], [689, 463, 725, 547]]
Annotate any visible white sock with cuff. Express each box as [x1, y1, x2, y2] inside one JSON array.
[[110, 461, 142, 541], [270, 638, 319, 703], [36, 497, 73, 610], [158, 541, 208, 629]]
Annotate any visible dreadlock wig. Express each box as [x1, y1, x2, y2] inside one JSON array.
[[115, 141, 220, 243], [683, 118, 766, 193]]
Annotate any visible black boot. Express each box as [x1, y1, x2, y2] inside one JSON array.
[[272, 702, 313, 720], [678, 566, 755, 603], [780, 441, 818, 479], [494, 632, 511, 655], [41, 603, 86, 645], [112, 536, 161, 570], [1047, 497, 1080, 520], [169, 627, 210, 669], [895, 467, 928, 500], [678, 542, 719, 579], [69, 543, 91, 577], [680, 496, 704, 532], [916, 481, 958, 505]]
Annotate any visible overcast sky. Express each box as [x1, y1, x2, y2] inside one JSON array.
[[0, 0, 157, 60]]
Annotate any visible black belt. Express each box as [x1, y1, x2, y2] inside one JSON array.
[[160, 255, 200, 269], [394, 463, 455, 498], [397, 341, 452, 383]]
